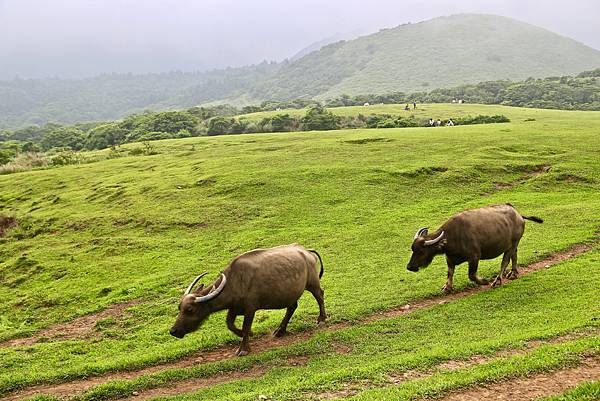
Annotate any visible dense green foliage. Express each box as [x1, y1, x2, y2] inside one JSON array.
[[0, 102, 511, 167], [0, 105, 599, 399], [2, 14, 599, 129]]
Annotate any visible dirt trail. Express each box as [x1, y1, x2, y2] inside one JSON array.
[[436, 356, 600, 401], [2, 241, 596, 401], [0, 300, 141, 348], [311, 330, 598, 401]]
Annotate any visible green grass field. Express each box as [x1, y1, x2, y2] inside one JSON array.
[[1, 104, 599, 400]]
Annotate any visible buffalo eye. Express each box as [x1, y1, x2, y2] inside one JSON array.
[[184, 306, 194, 313]]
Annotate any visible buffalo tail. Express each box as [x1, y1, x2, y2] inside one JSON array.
[[522, 215, 544, 223], [308, 249, 324, 278]]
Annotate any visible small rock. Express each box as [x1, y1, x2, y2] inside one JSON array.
[[258, 395, 268, 400], [401, 304, 410, 310], [544, 264, 550, 268], [132, 391, 139, 396]]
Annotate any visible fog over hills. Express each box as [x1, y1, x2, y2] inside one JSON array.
[[1, 13, 600, 128]]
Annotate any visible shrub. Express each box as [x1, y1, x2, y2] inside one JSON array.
[[40, 127, 86, 151], [207, 116, 233, 136], [85, 123, 128, 150], [301, 106, 340, 131]]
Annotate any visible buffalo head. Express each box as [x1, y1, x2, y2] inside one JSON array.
[[170, 272, 227, 339], [406, 227, 446, 272]]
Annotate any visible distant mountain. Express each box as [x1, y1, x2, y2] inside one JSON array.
[[248, 14, 600, 100], [290, 30, 367, 61], [1, 14, 600, 128]]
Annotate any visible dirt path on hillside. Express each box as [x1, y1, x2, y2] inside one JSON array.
[[126, 330, 600, 401], [0, 300, 141, 348], [2, 241, 596, 401], [435, 356, 600, 401]]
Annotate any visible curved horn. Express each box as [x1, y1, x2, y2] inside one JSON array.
[[184, 272, 208, 295], [424, 231, 445, 246], [194, 273, 227, 303], [413, 227, 429, 240]]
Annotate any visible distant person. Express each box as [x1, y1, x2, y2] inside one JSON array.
[[429, 118, 435, 127], [436, 119, 442, 126], [413, 101, 417, 109], [447, 119, 454, 126], [404, 104, 410, 111]]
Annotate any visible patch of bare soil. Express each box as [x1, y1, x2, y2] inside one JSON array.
[[484, 164, 551, 195], [0, 214, 18, 237], [0, 300, 140, 348], [1, 242, 596, 401], [435, 356, 600, 401]]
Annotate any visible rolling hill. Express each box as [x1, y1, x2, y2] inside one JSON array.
[[1, 13, 600, 128], [0, 104, 599, 399], [249, 14, 600, 100]]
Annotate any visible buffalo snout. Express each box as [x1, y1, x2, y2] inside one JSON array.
[[406, 264, 419, 272], [169, 327, 185, 339]]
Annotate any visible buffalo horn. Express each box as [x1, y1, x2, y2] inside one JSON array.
[[424, 231, 445, 246], [194, 273, 227, 303], [184, 272, 209, 295], [413, 227, 429, 240]]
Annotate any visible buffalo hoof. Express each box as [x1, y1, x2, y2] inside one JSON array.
[[442, 284, 453, 293], [317, 315, 327, 324], [273, 328, 287, 337], [491, 277, 502, 288], [507, 270, 518, 280], [235, 348, 249, 357]]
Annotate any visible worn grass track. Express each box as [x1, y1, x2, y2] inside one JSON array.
[[4, 241, 595, 401], [1, 104, 599, 400], [12, 245, 600, 401]]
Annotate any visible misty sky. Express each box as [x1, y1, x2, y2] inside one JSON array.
[[0, 0, 599, 79]]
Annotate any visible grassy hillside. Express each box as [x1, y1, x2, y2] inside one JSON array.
[[1, 105, 599, 399], [251, 14, 600, 100]]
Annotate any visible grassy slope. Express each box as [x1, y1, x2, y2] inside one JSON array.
[[250, 14, 600, 100], [50, 250, 600, 400], [1, 104, 599, 393]]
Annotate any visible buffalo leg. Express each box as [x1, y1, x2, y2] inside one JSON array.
[[273, 302, 298, 337], [442, 257, 455, 293], [507, 248, 519, 279], [309, 287, 327, 323], [468, 259, 488, 285], [226, 310, 243, 337], [236, 310, 255, 357], [492, 252, 512, 287]]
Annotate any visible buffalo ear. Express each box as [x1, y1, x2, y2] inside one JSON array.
[[437, 239, 448, 249], [194, 283, 205, 294]]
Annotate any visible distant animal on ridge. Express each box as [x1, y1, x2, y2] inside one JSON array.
[[406, 204, 543, 292], [170, 244, 327, 356]]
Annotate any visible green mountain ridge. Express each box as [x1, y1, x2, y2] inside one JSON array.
[[250, 14, 600, 100]]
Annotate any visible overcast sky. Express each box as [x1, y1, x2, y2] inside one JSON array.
[[0, 0, 599, 79]]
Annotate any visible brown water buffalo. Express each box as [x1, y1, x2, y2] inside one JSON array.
[[170, 244, 326, 356], [406, 204, 543, 292]]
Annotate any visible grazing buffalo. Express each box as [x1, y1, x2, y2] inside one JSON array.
[[170, 244, 327, 356], [406, 204, 543, 292]]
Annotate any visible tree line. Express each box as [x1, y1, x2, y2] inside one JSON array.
[[2, 67, 598, 165]]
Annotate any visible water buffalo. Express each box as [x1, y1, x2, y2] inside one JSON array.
[[170, 244, 327, 356], [406, 204, 543, 292]]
